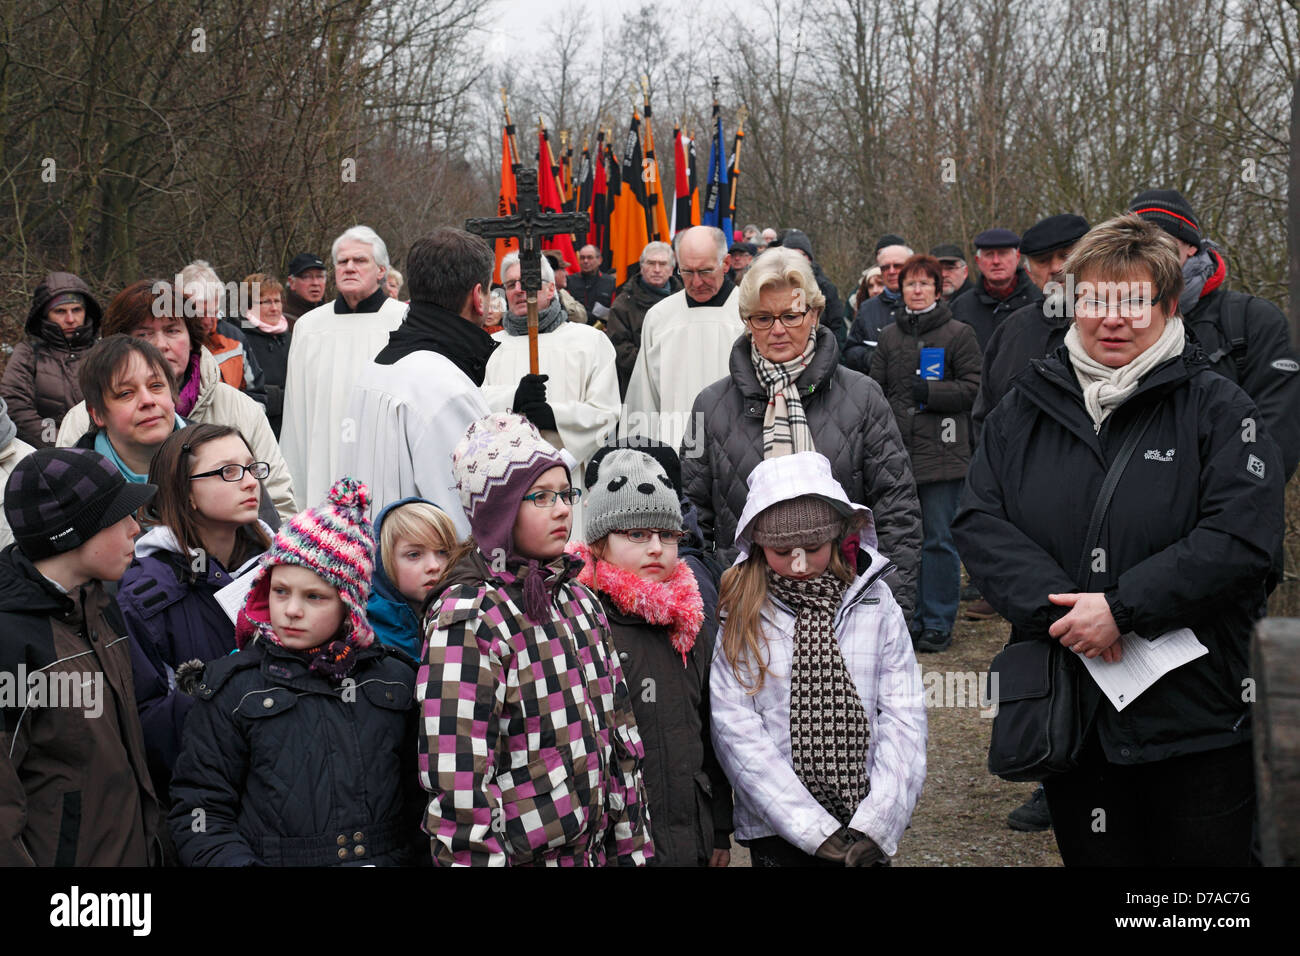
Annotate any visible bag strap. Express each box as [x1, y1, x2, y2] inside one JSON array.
[[1075, 403, 1160, 585]]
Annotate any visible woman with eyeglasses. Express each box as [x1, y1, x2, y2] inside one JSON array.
[[568, 449, 734, 867], [417, 413, 652, 866], [680, 248, 923, 625], [868, 254, 981, 653], [117, 424, 273, 802], [952, 216, 1284, 865]]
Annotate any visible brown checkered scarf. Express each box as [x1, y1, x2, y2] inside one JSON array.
[[766, 567, 870, 824], [751, 336, 817, 459]]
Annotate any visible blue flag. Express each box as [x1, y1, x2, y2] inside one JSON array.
[[701, 110, 731, 239]]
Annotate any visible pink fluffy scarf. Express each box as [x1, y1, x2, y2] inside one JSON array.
[[569, 542, 704, 666]]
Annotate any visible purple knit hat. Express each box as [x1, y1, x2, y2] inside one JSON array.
[[452, 412, 570, 562]]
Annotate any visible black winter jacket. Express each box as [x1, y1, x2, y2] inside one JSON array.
[[971, 296, 1069, 444], [1183, 283, 1300, 480], [240, 324, 291, 437], [949, 269, 1043, 352], [869, 301, 982, 484], [569, 270, 617, 315], [168, 639, 424, 866], [681, 325, 922, 620], [952, 342, 1283, 765], [843, 291, 905, 373], [595, 587, 733, 866]]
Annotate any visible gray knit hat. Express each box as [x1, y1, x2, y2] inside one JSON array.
[[584, 449, 682, 543], [751, 495, 845, 549]]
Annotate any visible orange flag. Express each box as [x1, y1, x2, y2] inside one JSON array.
[[608, 111, 651, 286], [538, 127, 579, 271], [494, 124, 518, 282]]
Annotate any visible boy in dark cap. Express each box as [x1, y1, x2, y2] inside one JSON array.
[[0, 448, 161, 865]]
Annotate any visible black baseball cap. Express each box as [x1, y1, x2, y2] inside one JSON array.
[[288, 253, 326, 276]]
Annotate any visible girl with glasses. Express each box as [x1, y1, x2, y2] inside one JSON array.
[[417, 413, 652, 866], [568, 449, 734, 867], [116, 424, 272, 805]]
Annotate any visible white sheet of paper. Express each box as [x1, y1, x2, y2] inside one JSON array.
[[214, 555, 263, 624], [1080, 627, 1208, 712]]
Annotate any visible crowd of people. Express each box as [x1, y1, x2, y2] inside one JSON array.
[[0, 185, 1295, 867]]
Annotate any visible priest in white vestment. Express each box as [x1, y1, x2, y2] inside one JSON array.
[[279, 225, 408, 507], [480, 251, 620, 539], [623, 226, 745, 455]]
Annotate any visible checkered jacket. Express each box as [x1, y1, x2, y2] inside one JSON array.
[[417, 557, 653, 866]]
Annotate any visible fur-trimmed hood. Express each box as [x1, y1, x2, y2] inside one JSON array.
[[568, 541, 703, 666]]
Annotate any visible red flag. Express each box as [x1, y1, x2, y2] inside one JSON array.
[[672, 126, 699, 237], [538, 128, 578, 271], [588, 131, 609, 255]]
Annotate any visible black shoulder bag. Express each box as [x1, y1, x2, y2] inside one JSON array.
[[986, 403, 1159, 781]]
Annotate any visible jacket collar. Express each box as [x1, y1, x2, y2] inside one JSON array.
[[896, 299, 954, 336], [372, 300, 498, 384], [976, 267, 1036, 306]]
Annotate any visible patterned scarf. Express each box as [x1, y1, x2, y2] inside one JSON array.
[[766, 568, 870, 825], [751, 335, 817, 459]]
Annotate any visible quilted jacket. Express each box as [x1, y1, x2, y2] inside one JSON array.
[[167, 639, 424, 866], [417, 549, 652, 867], [680, 326, 922, 620]]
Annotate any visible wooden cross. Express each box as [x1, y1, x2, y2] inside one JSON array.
[[466, 167, 589, 373]]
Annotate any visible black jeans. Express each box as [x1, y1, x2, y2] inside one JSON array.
[[1043, 730, 1255, 866]]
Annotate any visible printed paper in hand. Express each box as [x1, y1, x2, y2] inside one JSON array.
[[1080, 627, 1208, 712], [214, 554, 263, 624]]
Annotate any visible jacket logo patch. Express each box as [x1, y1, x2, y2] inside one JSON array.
[[1271, 358, 1299, 373], [1143, 448, 1175, 462], [1247, 454, 1266, 479]]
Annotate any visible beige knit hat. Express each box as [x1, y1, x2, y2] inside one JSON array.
[[750, 495, 846, 549]]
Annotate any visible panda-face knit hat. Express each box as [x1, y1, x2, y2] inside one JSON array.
[[584, 449, 682, 542]]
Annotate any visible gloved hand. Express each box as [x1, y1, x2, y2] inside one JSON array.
[[813, 827, 856, 863], [911, 376, 930, 405], [521, 400, 556, 432], [844, 830, 886, 867], [513, 373, 549, 413]]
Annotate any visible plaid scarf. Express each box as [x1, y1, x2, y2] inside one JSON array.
[[766, 568, 871, 824], [751, 336, 817, 458]]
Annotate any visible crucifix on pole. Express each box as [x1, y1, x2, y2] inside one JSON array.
[[465, 167, 589, 374]]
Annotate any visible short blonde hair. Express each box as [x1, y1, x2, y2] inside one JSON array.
[[1061, 214, 1183, 311], [737, 247, 826, 318], [379, 502, 461, 576]]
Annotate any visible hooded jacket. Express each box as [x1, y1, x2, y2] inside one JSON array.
[[708, 455, 926, 857], [605, 274, 684, 398], [366, 497, 438, 661], [568, 542, 733, 866], [949, 267, 1043, 352], [0, 273, 101, 448], [869, 300, 982, 484], [418, 548, 652, 866], [0, 545, 161, 866], [167, 638, 423, 866], [680, 325, 923, 620], [117, 525, 268, 796], [952, 341, 1284, 765], [55, 347, 298, 523]]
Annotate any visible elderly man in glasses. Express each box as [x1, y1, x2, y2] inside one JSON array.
[[623, 226, 745, 455], [843, 236, 913, 374]]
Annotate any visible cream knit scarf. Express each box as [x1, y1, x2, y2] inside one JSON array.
[[1064, 315, 1185, 431]]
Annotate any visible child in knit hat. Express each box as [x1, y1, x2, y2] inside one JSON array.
[[167, 477, 425, 866], [569, 448, 734, 867], [711, 451, 927, 868], [417, 412, 652, 866]]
